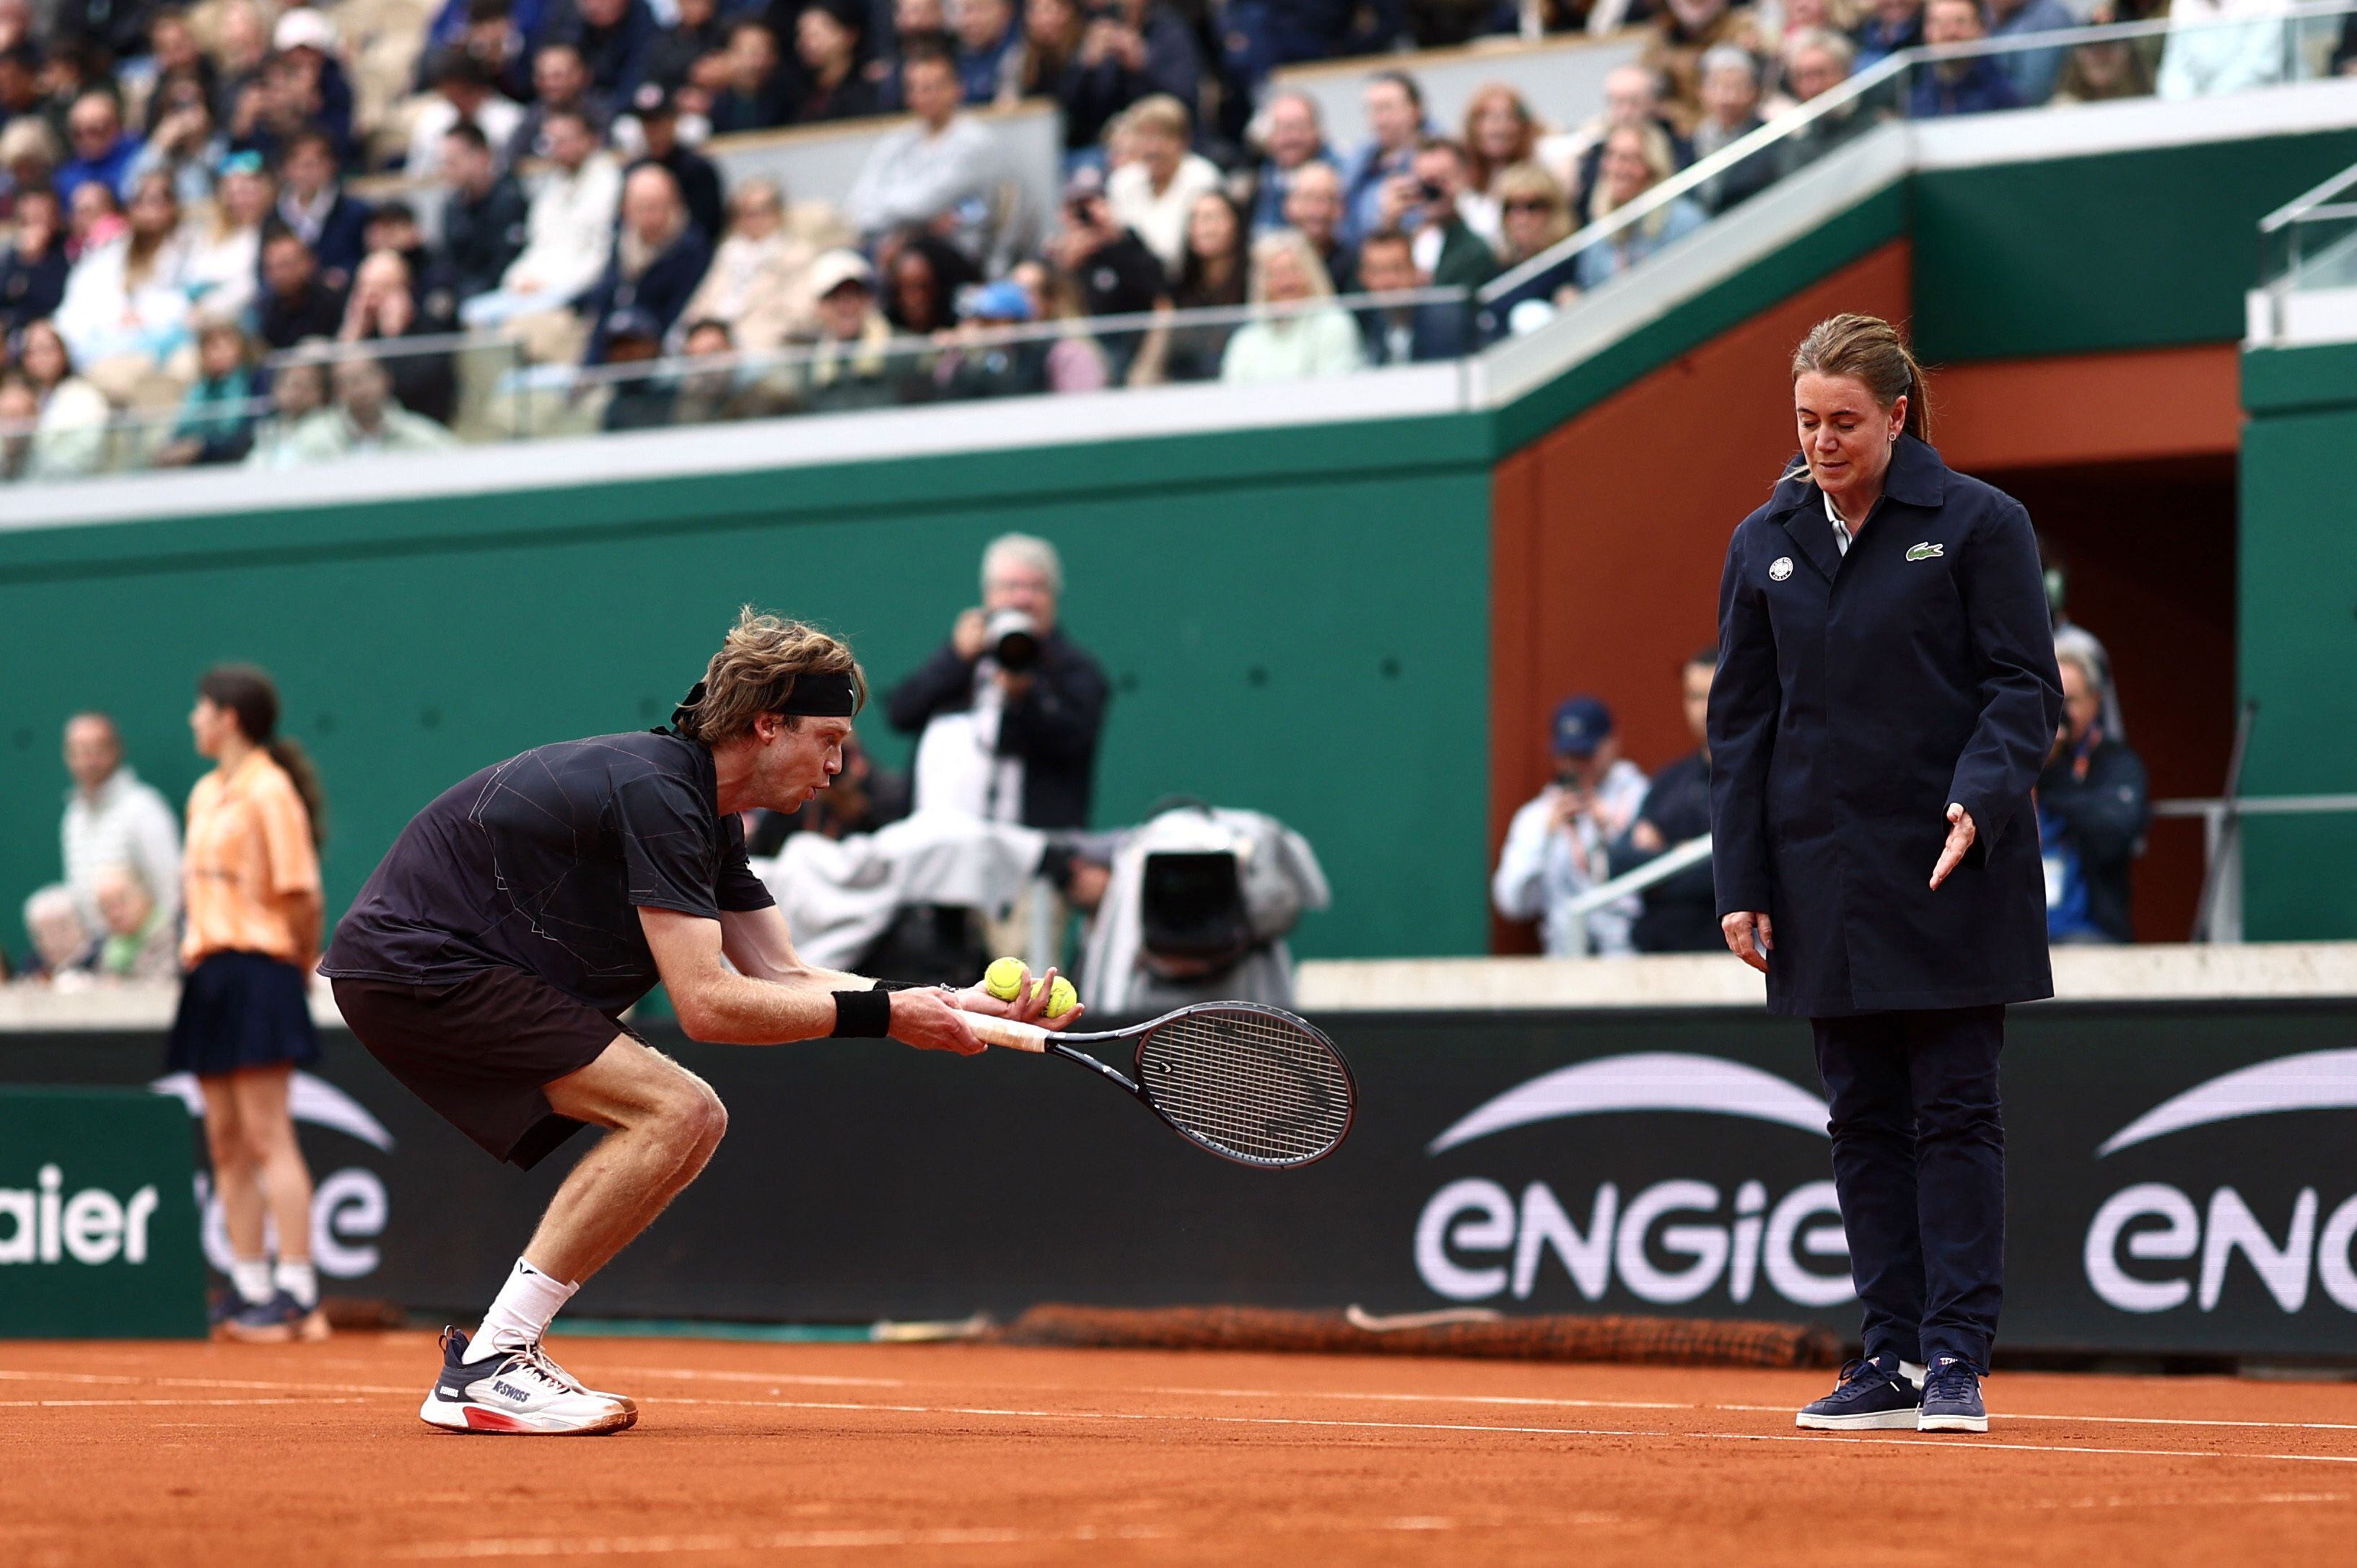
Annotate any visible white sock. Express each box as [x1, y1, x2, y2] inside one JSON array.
[[230, 1258, 274, 1305], [275, 1260, 318, 1310], [465, 1258, 580, 1362], [1899, 1359, 1927, 1388]]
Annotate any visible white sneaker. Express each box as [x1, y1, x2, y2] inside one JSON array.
[[419, 1328, 637, 1435]]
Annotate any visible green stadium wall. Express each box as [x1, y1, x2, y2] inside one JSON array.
[[2, 120, 2351, 963]]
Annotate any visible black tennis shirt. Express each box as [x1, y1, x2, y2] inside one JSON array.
[[322, 730, 774, 1016]]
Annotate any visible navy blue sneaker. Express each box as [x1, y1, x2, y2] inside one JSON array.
[[1796, 1357, 1923, 1430], [219, 1289, 328, 1344], [1917, 1357, 1988, 1432]]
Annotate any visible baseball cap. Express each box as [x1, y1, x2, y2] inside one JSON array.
[[1062, 165, 1106, 205], [808, 248, 874, 299], [1551, 695, 1614, 758], [274, 9, 339, 54], [966, 279, 1034, 323]]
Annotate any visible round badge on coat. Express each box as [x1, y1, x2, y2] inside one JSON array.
[[1770, 556, 1794, 582]]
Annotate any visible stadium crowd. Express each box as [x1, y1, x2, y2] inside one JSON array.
[[0, 0, 2345, 473]]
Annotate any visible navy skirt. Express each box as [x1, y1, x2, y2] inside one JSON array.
[[167, 950, 323, 1077]]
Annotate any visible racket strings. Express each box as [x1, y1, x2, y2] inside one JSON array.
[[1136, 1009, 1352, 1166]]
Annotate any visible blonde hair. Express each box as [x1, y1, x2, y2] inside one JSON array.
[[673, 607, 867, 743], [1492, 160, 1571, 258], [1791, 312, 1930, 439], [1587, 122, 1679, 227], [1248, 228, 1337, 305], [1124, 92, 1191, 142]]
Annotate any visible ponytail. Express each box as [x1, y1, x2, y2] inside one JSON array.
[[266, 738, 328, 846], [198, 663, 326, 846]]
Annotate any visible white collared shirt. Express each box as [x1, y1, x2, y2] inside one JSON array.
[[1824, 487, 1853, 556], [61, 765, 183, 928]]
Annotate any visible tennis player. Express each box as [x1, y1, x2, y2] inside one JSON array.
[[320, 610, 1079, 1435]]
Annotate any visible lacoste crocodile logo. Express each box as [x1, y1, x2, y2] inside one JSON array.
[[1906, 542, 1943, 562]]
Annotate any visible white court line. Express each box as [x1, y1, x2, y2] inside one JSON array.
[[0, 1369, 414, 1396], [620, 1390, 2357, 1467], [599, 1367, 910, 1389]]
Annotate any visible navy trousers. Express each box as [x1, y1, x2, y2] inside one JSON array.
[[1811, 1004, 2006, 1372]]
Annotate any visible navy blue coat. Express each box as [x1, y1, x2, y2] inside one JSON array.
[[1708, 435, 2063, 1017]]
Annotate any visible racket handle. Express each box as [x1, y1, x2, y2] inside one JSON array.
[[962, 1012, 1050, 1052]]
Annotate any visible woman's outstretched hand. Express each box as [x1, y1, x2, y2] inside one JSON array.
[[1722, 911, 1773, 973], [1930, 803, 1978, 890]]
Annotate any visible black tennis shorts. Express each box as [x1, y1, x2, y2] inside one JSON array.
[[331, 967, 639, 1170]]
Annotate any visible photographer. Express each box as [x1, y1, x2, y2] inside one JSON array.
[[887, 533, 1111, 833], [1492, 695, 1650, 956]]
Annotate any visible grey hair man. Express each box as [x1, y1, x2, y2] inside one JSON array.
[[61, 711, 182, 932]]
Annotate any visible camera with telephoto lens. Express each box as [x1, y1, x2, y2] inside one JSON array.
[[986, 608, 1041, 673]]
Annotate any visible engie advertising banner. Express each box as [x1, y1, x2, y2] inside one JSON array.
[[4, 1000, 2355, 1357]]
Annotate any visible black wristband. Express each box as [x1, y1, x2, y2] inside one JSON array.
[[832, 988, 891, 1038], [872, 979, 922, 992]]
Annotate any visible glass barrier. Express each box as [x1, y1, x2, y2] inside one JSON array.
[[2259, 161, 2357, 299], [1478, 0, 2357, 340]]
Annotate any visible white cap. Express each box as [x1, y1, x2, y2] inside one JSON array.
[[808, 248, 874, 299], [274, 8, 339, 53]]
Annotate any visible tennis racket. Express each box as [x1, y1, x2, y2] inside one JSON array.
[[961, 1002, 1355, 1170]]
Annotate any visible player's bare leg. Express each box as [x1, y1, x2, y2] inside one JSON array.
[[421, 1038, 725, 1435]]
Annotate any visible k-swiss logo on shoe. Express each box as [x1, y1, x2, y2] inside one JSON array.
[[1906, 542, 1943, 561], [491, 1380, 533, 1403], [1768, 556, 1793, 582]]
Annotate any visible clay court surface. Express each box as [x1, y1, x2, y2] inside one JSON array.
[[6, 1334, 2356, 1566]]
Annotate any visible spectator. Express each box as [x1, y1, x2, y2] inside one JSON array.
[[141, 9, 218, 115], [1244, 87, 1331, 235], [406, 48, 525, 181], [1045, 164, 1163, 374], [1690, 45, 1777, 213], [1378, 136, 1497, 292], [14, 316, 107, 476], [66, 178, 123, 258], [55, 169, 194, 370], [935, 278, 1049, 399], [2156, 0, 2286, 100], [211, 0, 277, 123], [1910, 0, 2022, 115], [507, 43, 611, 164], [1220, 227, 1361, 384], [341, 250, 459, 426], [1607, 648, 1721, 952], [867, 0, 952, 112], [19, 883, 95, 983], [1281, 158, 1356, 293], [2037, 644, 2148, 945], [183, 152, 271, 322], [1492, 695, 1650, 956], [1643, 0, 1767, 133], [261, 9, 358, 163], [89, 862, 177, 982], [1459, 82, 1539, 250], [953, 0, 1022, 103], [1098, 0, 1207, 126], [541, 0, 657, 104], [795, 248, 904, 411], [125, 69, 222, 208], [1017, 0, 1143, 157], [669, 318, 785, 423], [683, 175, 820, 351], [887, 530, 1111, 831], [1486, 162, 1575, 330], [154, 317, 261, 466], [845, 45, 997, 253], [1559, 64, 1690, 219], [797, 4, 883, 121], [1010, 258, 1113, 391], [1353, 226, 1464, 364], [1775, 27, 1866, 174], [174, 663, 330, 1343], [437, 120, 530, 304], [60, 709, 182, 932], [708, 21, 797, 133], [242, 340, 333, 469], [364, 203, 460, 321], [0, 369, 34, 479], [0, 182, 67, 331], [0, 115, 61, 222], [626, 83, 724, 247], [461, 108, 622, 328], [256, 229, 345, 349], [1107, 93, 1221, 272], [1340, 69, 1423, 248], [1221, 0, 1403, 91], [1142, 188, 1247, 382], [883, 229, 976, 332], [1573, 123, 1707, 289], [0, 45, 47, 152], [54, 88, 135, 205], [582, 163, 712, 367], [1853, 0, 1925, 69], [644, 0, 733, 95], [1986, 0, 2078, 103], [2052, 14, 2156, 100], [279, 352, 460, 463], [272, 129, 369, 292]]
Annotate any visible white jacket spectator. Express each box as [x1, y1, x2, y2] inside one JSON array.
[[1492, 696, 1651, 956], [2156, 0, 2288, 99], [845, 48, 998, 253], [1220, 229, 1363, 385], [462, 113, 623, 327], [54, 174, 199, 369], [61, 712, 183, 931], [1107, 95, 1223, 272]]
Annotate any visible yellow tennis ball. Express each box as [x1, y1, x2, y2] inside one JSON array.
[[1039, 975, 1078, 1019], [983, 957, 1027, 1001]]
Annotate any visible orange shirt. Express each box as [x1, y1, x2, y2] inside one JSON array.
[[181, 750, 321, 968]]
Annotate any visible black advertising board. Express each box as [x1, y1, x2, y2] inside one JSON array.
[[5, 999, 2356, 1357]]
